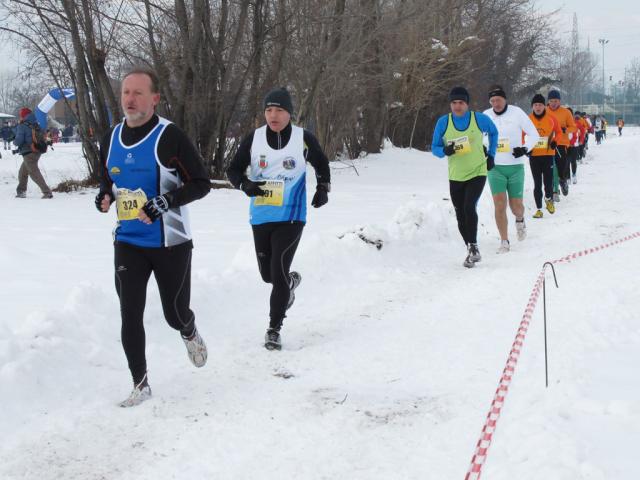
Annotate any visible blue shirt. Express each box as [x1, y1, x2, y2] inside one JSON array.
[[431, 111, 498, 158], [13, 113, 39, 155]]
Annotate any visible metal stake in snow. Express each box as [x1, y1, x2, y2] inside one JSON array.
[[542, 262, 559, 388], [464, 231, 640, 480]]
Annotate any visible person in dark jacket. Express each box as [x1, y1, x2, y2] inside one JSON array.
[[14, 108, 52, 199], [1, 122, 14, 150]]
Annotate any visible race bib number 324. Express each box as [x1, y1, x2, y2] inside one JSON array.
[[254, 180, 285, 207], [116, 188, 148, 221]]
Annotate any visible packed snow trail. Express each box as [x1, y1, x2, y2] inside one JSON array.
[[1, 130, 638, 479]]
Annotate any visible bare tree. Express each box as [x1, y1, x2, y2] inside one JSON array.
[[1, 0, 585, 179]]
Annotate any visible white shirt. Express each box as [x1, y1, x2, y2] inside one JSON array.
[[483, 104, 538, 166]]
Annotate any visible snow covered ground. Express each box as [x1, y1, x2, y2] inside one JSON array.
[[1, 128, 639, 479]]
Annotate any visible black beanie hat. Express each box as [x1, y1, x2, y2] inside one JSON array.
[[449, 86, 470, 104], [531, 93, 546, 105], [264, 87, 293, 115], [488, 85, 507, 100]]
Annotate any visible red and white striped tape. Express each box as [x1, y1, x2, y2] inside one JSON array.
[[464, 231, 640, 480]]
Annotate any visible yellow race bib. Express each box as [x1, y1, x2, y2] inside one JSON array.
[[450, 136, 471, 155], [535, 137, 549, 150], [497, 137, 511, 153], [254, 180, 285, 207], [116, 188, 148, 221]]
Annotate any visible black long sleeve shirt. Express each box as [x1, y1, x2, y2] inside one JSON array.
[[99, 115, 210, 207], [226, 123, 331, 189]]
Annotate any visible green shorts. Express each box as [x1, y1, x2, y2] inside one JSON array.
[[488, 164, 525, 198]]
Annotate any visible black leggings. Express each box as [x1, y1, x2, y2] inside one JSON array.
[[555, 145, 570, 182], [529, 155, 554, 208], [114, 241, 195, 384], [252, 222, 304, 330], [568, 146, 578, 176], [449, 176, 486, 245]]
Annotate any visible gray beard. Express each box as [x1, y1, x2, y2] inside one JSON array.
[[124, 111, 148, 125]]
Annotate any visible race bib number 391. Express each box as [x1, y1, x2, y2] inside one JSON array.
[[450, 136, 471, 155], [116, 188, 148, 221], [254, 180, 285, 207]]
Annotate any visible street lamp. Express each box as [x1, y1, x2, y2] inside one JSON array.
[[599, 38, 609, 116]]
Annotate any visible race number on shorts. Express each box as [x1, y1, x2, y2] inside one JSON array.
[[254, 180, 285, 207], [116, 188, 148, 221]]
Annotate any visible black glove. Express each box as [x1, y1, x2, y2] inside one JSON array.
[[512, 147, 528, 158], [443, 142, 456, 156], [561, 127, 566, 134], [486, 155, 495, 171], [142, 194, 171, 221], [240, 178, 267, 197], [311, 183, 330, 208], [549, 140, 557, 150], [94, 191, 113, 212]]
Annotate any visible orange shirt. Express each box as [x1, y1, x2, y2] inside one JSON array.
[[528, 109, 562, 156], [579, 118, 589, 142], [571, 119, 586, 146], [546, 105, 577, 146]]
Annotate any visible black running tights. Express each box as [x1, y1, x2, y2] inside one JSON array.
[[252, 222, 304, 330], [114, 241, 195, 384], [449, 176, 486, 245], [555, 145, 570, 182], [568, 146, 578, 176], [529, 155, 554, 209]]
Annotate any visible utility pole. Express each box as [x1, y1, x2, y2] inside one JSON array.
[[599, 38, 609, 116], [571, 13, 579, 105], [623, 68, 627, 122], [612, 76, 616, 117]]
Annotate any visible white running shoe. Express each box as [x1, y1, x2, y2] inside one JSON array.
[[496, 239, 510, 254], [119, 375, 152, 408], [516, 219, 526, 241], [182, 328, 208, 368], [286, 271, 302, 310], [572, 175, 577, 185], [264, 328, 282, 350], [468, 243, 482, 263]]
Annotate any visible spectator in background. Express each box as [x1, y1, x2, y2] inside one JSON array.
[[1, 121, 13, 150], [14, 108, 53, 199], [62, 124, 73, 143]]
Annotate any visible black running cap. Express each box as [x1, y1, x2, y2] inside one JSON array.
[[264, 87, 293, 115], [449, 86, 469, 104], [488, 86, 507, 99], [531, 93, 546, 105]]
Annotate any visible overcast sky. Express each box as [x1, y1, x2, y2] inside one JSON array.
[[1, 1, 639, 81], [536, 0, 640, 81]]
